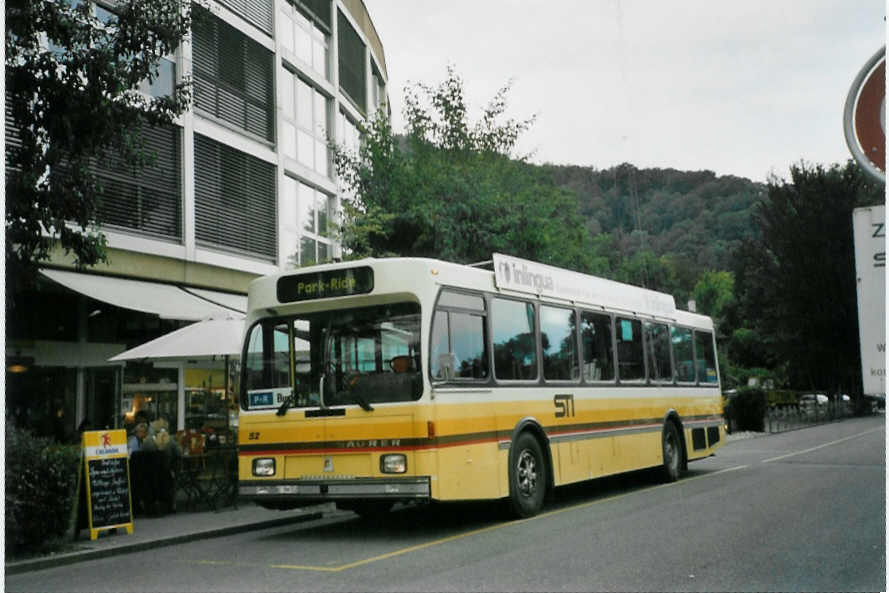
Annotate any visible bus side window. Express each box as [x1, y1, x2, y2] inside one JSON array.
[[540, 305, 578, 381], [644, 322, 673, 383], [694, 331, 719, 384], [431, 290, 488, 381], [671, 326, 695, 382], [492, 298, 538, 381], [581, 311, 614, 382], [616, 317, 644, 382]]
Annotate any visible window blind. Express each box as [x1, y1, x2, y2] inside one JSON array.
[[217, 0, 274, 35], [94, 124, 183, 240], [194, 133, 277, 261], [192, 5, 275, 142], [337, 10, 366, 113]]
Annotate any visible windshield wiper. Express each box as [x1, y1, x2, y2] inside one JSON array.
[[350, 391, 374, 412], [276, 393, 294, 416]]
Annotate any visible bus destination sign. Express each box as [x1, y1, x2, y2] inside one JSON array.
[[277, 267, 373, 303]]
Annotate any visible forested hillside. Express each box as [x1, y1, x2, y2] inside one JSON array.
[[536, 162, 765, 302]]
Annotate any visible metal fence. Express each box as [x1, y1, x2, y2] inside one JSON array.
[[766, 400, 853, 434]]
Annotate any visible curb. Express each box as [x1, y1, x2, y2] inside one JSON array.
[[5, 510, 325, 575]]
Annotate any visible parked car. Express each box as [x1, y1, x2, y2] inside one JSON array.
[[799, 393, 829, 406]]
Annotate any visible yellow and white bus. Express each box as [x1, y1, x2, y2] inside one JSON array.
[[237, 254, 724, 518]]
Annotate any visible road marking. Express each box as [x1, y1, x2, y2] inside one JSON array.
[[181, 463, 748, 573], [761, 427, 884, 463]]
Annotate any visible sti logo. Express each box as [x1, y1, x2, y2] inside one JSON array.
[[101, 433, 112, 448]]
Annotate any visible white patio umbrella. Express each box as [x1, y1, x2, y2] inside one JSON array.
[[109, 312, 246, 362]]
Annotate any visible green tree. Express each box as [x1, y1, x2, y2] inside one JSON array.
[[333, 67, 597, 272], [731, 161, 883, 394], [614, 250, 681, 298], [692, 270, 734, 320], [5, 0, 195, 287]]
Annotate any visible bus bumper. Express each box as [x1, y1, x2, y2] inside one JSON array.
[[239, 477, 431, 503]]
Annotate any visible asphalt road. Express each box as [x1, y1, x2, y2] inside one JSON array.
[[7, 415, 885, 592]]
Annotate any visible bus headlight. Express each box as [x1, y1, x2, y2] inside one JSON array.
[[380, 454, 407, 474], [252, 458, 276, 476]]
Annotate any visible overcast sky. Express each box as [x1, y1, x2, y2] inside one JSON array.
[[365, 0, 885, 183]]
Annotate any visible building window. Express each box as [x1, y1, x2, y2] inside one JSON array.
[[92, 3, 177, 99], [336, 109, 361, 153], [280, 69, 330, 177], [371, 66, 385, 114], [296, 181, 333, 266], [192, 4, 275, 142], [279, 1, 329, 79], [194, 134, 277, 261], [216, 0, 274, 36], [93, 123, 183, 241], [337, 9, 366, 113]]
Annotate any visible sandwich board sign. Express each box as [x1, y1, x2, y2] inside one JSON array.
[[82, 430, 133, 540]]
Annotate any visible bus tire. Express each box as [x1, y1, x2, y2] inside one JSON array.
[[507, 432, 547, 518], [661, 421, 682, 482]]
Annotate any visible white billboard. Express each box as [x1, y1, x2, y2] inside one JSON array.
[[492, 253, 676, 317], [853, 205, 886, 395]]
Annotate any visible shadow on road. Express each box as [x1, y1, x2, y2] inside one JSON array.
[[257, 464, 722, 546]]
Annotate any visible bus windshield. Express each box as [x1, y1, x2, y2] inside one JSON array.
[[243, 302, 422, 409]]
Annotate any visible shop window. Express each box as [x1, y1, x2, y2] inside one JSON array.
[[122, 365, 179, 434], [6, 366, 78, 443], [185, 366, 237, 442]]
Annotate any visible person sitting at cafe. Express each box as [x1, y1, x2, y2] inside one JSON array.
[[127, 422, 157, 456]]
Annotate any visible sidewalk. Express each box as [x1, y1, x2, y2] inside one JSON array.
[[5, 501, 336, 575]]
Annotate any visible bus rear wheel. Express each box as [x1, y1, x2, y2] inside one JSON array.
[[507, 432, 547, 518], [661, 421, 683, 482]]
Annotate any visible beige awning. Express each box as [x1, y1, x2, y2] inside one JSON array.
[[40, 269, 246, 321], [108, 313, 245, 361]]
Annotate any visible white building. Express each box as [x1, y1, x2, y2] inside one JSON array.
[[5, 0, 389, 441]]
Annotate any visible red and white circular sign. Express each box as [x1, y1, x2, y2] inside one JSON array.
[[844, 47, 885, 182]]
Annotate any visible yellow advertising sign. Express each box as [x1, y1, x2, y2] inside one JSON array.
[[82, 430, 134, 540]]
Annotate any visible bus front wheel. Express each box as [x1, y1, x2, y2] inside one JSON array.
[[507, 432, 547, 518], [661, 421, 683, 482]]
